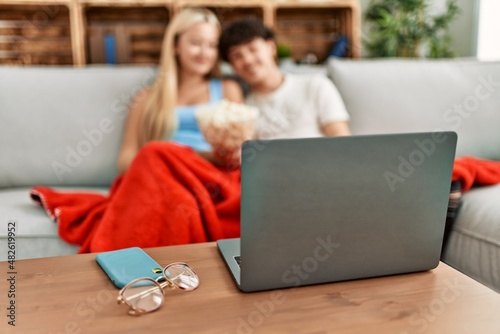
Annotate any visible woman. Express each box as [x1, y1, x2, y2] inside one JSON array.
[[118, 8, 243, 173], [31, 9, 243, 254]]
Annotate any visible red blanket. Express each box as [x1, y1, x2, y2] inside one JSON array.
[[452, 156, 500, 191], [31, 142, 241, 253], [31, 147, 500, 254]]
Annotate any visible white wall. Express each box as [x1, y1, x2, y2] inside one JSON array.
[[476, 0, 500, 60], [449, 0, 479, 57], [358, 0, 479, 57]]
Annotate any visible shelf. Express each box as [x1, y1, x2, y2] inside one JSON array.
[[0, 0, 360, 66], [85, 6, 168, 64], [0, 3, 72, 64], [204, 6, 264, 26], [276, 6, 354, 61]]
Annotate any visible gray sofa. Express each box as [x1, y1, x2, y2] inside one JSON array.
[[1, 59, 499, 293]]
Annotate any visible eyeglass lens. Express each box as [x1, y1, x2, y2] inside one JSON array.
[[164, 263, 200, 290], [122, 279, 163, 314]]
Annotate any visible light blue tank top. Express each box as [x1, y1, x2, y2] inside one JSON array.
[[170, 79, 223, 151]]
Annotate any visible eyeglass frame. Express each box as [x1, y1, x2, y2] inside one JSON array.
[[117, 262, 199, 316]]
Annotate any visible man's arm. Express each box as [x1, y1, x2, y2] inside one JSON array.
[[321, 120, 351, 137], [311, 75, 351, 137]]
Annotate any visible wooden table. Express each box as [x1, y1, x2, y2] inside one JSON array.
[[2, 242, 500, 333]]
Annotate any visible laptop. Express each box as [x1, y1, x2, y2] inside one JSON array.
[[217, 132, 457, 292]]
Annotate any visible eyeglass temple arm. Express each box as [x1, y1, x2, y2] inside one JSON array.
[[119, 279, 175, 301]]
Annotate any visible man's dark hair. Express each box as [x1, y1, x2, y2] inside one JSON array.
[[219, 17, 275, 62]]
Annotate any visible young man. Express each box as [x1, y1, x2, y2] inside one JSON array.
[[219, 18, 351, 140]]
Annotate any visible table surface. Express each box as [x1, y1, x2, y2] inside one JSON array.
[[2, 242, 500, 334]]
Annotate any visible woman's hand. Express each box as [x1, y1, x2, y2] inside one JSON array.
[[197, 148, 241, 169]]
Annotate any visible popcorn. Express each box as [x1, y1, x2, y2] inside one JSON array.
[[195, 100, 259, 165]]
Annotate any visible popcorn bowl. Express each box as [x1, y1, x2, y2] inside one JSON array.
[[195, 100, 259, 165]]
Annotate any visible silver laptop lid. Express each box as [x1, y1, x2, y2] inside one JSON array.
[[239, 132, 457, 292]]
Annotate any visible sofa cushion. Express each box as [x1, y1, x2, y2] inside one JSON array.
[[0, 187, 106, 260], [328, 58, 500, 160], [442, 184, 500, 292], [0, 66, 156, 188]]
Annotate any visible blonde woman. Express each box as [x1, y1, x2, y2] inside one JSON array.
[[118, 8, 243, 173]]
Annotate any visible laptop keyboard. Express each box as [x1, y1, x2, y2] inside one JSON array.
[[234, 256, 241, 267]]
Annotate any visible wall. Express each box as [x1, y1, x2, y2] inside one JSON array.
[[476, 0, 500, 60], [358, 0, 479, 57]]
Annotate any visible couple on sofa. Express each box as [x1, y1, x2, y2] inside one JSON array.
[[32, 8, 351, 253], [119, 8, 351, 174]]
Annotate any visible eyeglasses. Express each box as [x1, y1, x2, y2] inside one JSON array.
[[117, 262, 199, 316]]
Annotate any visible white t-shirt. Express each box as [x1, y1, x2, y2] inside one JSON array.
[[246, 73, 349, 140]]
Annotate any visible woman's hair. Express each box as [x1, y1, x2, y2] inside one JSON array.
[[140, 8, 220, 146]]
